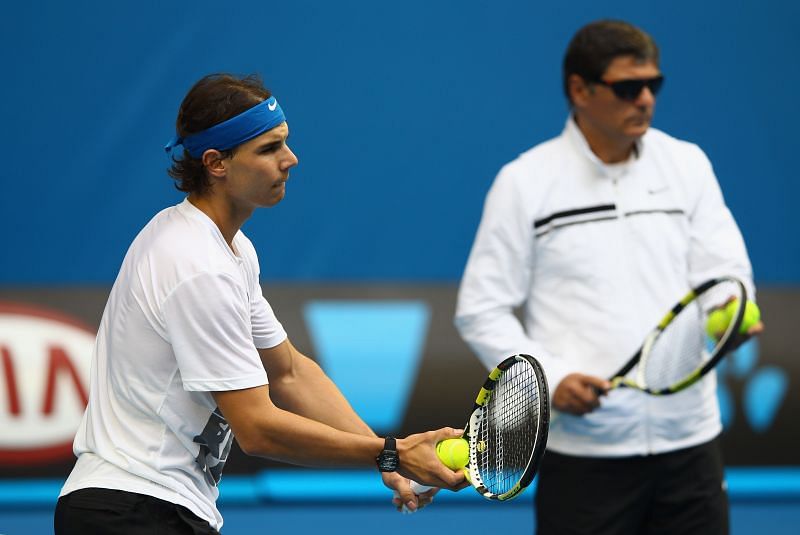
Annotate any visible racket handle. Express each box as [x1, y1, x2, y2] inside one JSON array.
[[394, 479, 434, 515], [398, 481, 435, 514], [410, 480, 434, 494]]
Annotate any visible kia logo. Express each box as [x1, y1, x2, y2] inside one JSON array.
[[0, 302, 94, 465]]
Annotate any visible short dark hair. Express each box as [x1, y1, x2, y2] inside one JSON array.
[[562, 20, 659, 104], [168, 73, 271, 195]]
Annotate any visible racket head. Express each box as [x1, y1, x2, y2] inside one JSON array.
[[611, 276, 747, 395], [464, 354, 549, 500]]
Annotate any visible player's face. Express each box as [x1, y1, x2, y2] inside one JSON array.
[[223, 122, 298, 208], [575, 55, 661, 144]]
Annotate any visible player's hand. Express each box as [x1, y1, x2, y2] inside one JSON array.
[[729, 320, 765, 352], [396, 427, 469, 491], [411, 484, 439, 509], [383, 472, 439, 513], [712, 296, 764, 351], [553, 373, 610, 415]]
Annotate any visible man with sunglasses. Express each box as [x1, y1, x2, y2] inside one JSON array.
[[455, 20, 755, 534]]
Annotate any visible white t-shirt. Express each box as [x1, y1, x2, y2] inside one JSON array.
[[60, 199, 287, 530]]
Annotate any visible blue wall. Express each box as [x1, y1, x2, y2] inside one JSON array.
[[1, 0, 797, 283]]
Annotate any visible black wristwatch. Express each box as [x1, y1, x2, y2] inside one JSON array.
[[376, 436, 399, 472]]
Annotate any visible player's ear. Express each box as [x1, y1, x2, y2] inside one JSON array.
[[202, 149, 227, 178], [568, 74, 593, 107]]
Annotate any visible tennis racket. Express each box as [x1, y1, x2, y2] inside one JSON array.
[[410, 354, 549, 502], [607, 276, 747, 395]]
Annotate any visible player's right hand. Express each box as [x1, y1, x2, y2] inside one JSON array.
[[553, 373, 610, 415], [395, 427, 469, 491]]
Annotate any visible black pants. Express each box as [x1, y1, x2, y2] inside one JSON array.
[[535, 437, 729, 535], [54, 488, 220, 535]]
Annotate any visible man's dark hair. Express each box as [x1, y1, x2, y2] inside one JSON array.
[[562, 20, 659, 104], [168, 74, 271, 195]]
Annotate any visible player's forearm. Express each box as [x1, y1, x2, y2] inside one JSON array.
[[213, 385, 465, 489], [268, 354, 375, 437], [245, 413, 466, 490], [239, 403, 381, 465]]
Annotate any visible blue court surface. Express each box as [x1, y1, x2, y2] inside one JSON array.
[[2, 468, 798, 534]]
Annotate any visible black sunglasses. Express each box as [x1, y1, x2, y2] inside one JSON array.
[[595, 75, 665, 101]]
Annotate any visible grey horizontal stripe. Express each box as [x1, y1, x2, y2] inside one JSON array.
[[625, 209, 685, 217], [535, 209, 685, 238]]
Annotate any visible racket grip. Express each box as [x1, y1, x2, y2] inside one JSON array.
[[410, 480, 434, 494], [397, 481, 435, 514]]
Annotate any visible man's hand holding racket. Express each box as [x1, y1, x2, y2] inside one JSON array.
[[386, 473, 439, 513], [553, 373, 611, 415]]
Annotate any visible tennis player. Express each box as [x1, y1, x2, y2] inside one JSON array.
[[455, 20, 762, 534], [54, 73, 465, 535]]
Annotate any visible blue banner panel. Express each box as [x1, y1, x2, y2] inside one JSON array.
[[0, 1, 798, 283], [305, 301, 430, 432]]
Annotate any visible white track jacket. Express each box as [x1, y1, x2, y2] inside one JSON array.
[[455, 117, 754, 457]]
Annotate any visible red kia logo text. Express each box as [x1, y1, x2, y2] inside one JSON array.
[[0, 302, 94, 465]]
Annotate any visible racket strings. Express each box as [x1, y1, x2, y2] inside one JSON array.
[[641, 301, 707, 390], [639, 279, 741, 391], [477, 360, 541, 495]]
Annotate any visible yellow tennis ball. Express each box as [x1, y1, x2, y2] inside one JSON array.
[[705, 308, 730, 339], [435, 438, 469, 470], [724, 299, 761, 334]]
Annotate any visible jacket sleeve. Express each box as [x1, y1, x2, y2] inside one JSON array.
[[454, 165, 575, 396], [685, 145, 756, 302]]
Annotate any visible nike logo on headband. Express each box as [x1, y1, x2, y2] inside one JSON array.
[[268, 100, 277, 111]]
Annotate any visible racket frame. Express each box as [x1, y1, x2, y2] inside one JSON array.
[[464, 353, 550, 501], [609, 276, 747, 395]]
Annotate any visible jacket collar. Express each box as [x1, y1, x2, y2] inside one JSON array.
[[563, 115, 644, 178]]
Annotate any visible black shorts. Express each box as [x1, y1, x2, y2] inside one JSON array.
[[54, 488, 219, 535], [535, 436, 729, 535]]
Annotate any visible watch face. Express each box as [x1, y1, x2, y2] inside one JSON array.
[[377, 450, 399, 472]]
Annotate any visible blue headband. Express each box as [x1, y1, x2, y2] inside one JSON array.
[[164, 96, 286, 158]]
